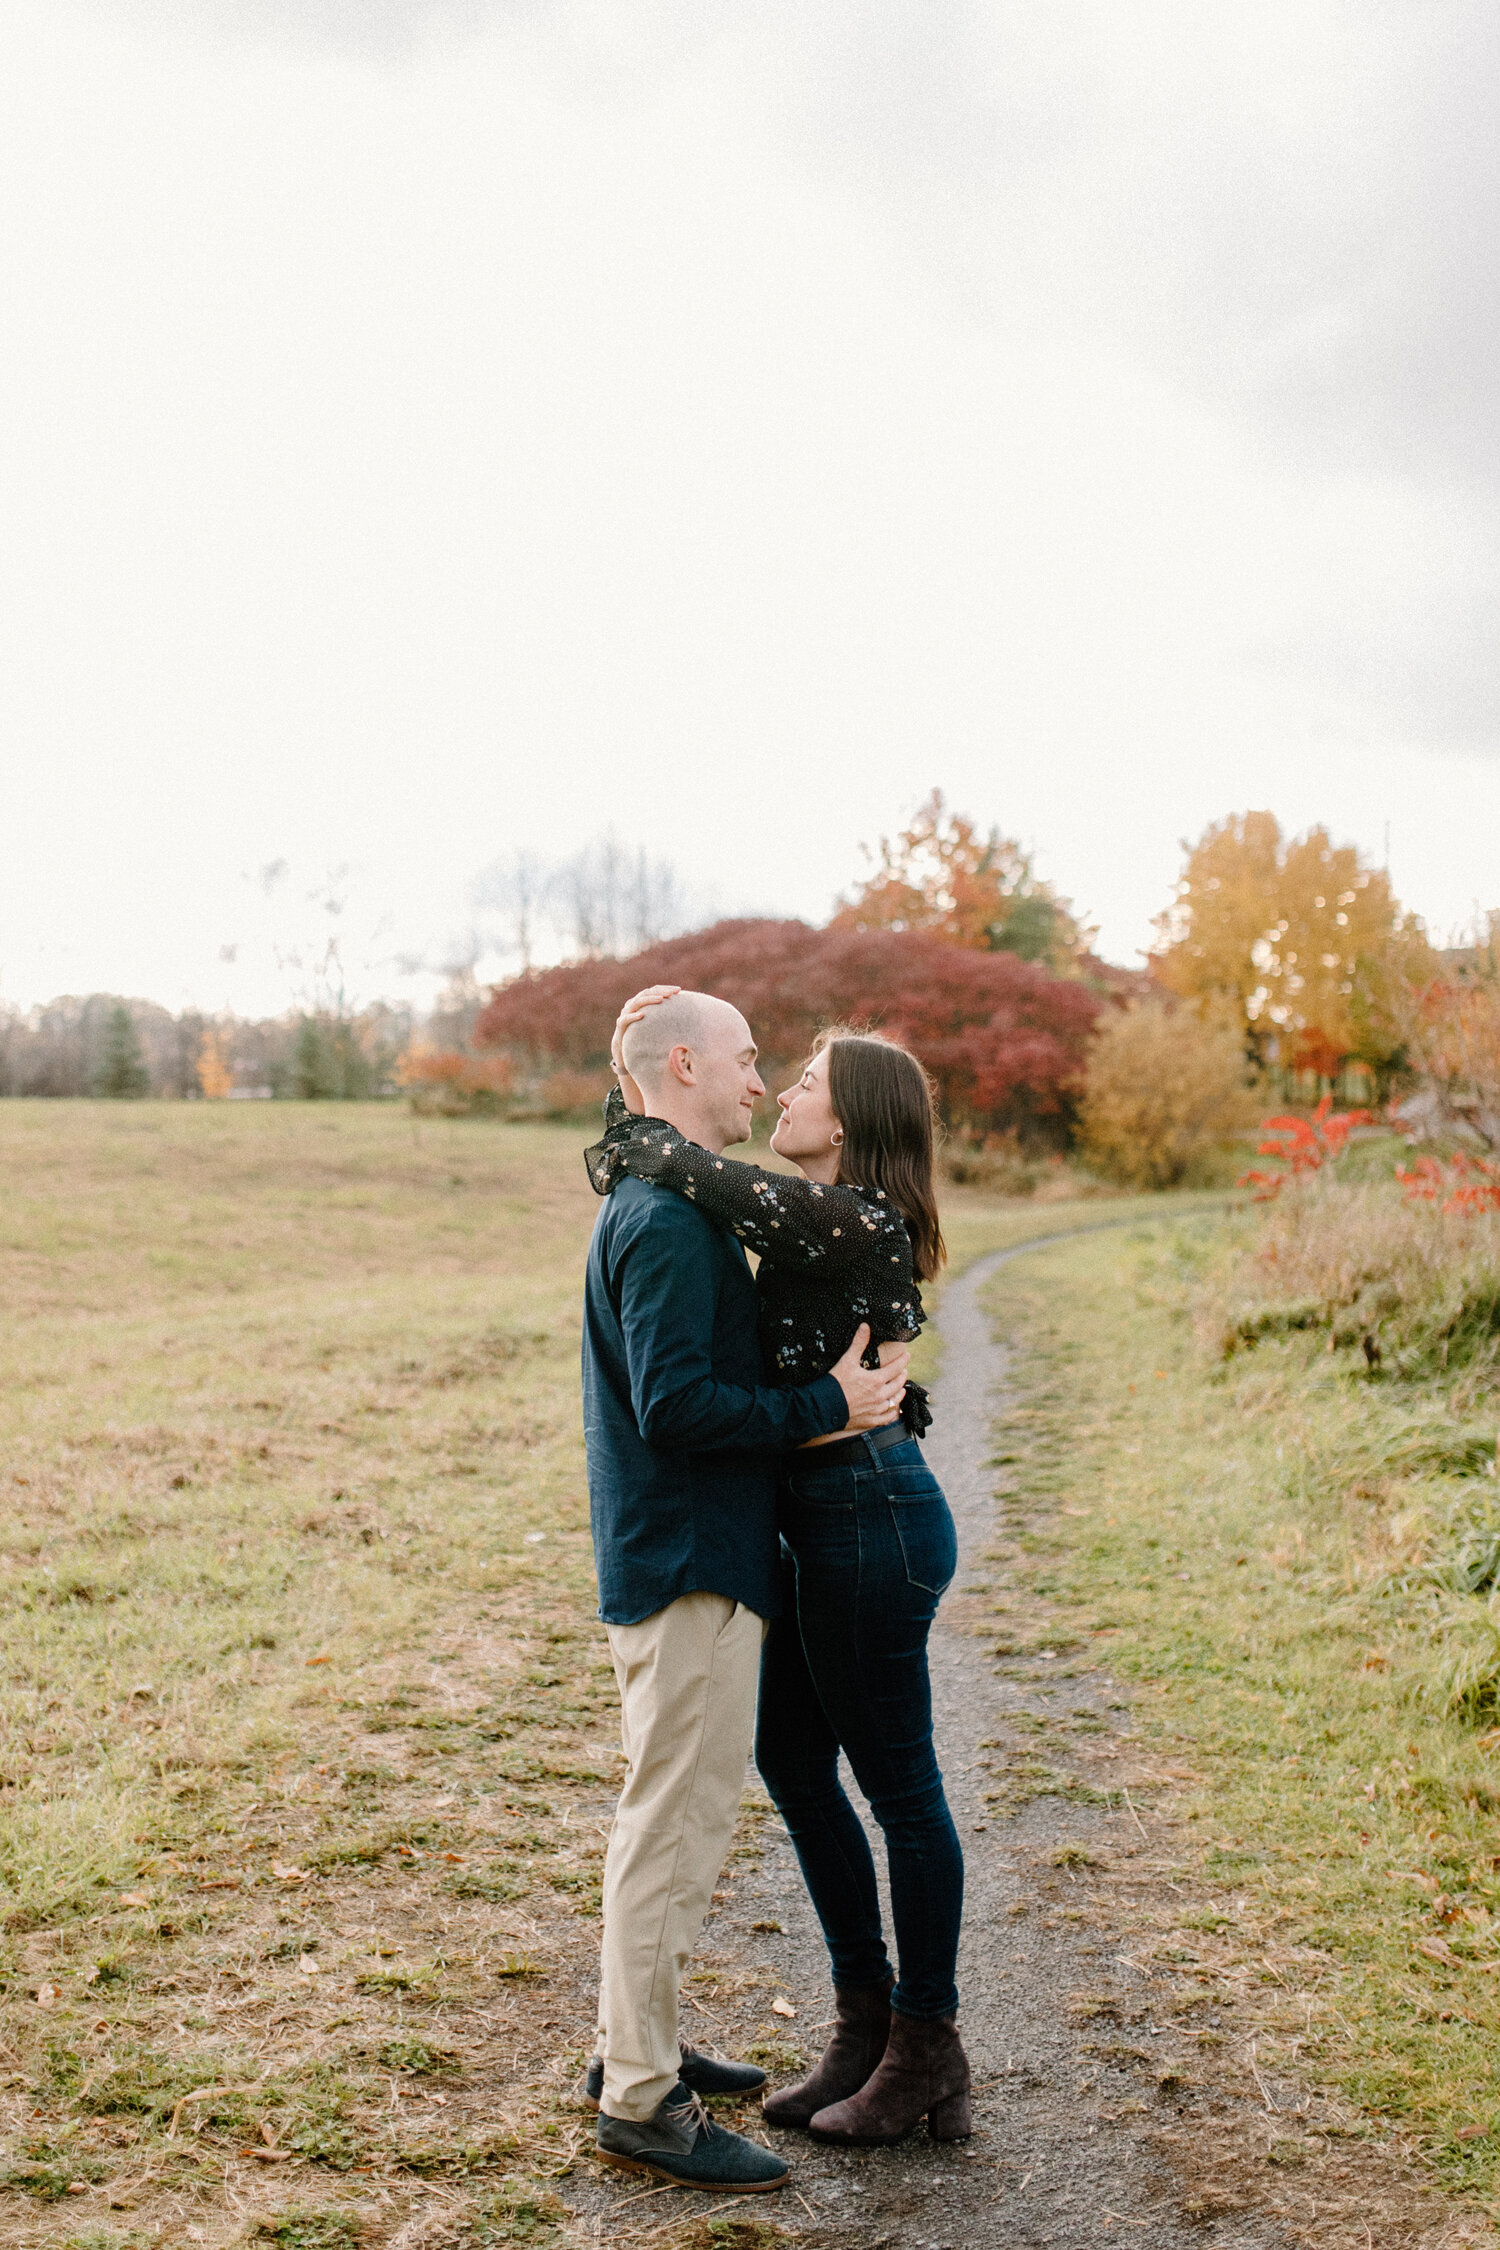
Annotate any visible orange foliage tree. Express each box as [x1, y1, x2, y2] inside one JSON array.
[[1152, 811, 1426, 1078], [833, 790, 1088, 970], [395, 1046, 515, 1116], [196, 1028, 234, 1100]]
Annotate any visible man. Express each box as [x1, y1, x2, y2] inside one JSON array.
[[582, 990, 909, 2192]]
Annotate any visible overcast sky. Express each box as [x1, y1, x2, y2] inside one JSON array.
[[3, 0, 1497, 1016]]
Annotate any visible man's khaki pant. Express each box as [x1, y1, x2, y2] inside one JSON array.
[[597, 1591, 764, 2120]]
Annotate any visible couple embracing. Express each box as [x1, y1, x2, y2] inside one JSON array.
[[579, 985, 968, 2193]]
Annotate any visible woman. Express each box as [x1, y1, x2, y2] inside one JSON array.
[[585, 988, 969, 2147]]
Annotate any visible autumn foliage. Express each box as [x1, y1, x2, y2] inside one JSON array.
[[1392, 922, 1500, 1151], [832, 788, 1086, 968], [196, 1028, 234, 1101], [1396, 1151, 1500, 1217], [1153, 810, 1425, 1076], [395, 1046, 515, 1116], [1238, 1095, 1372, 1200], [1078, 1000, 1259, 1189], [474, 916, 1101, 1139]]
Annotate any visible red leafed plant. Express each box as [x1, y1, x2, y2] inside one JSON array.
[[473, 916, 1103, 1143], [1395, 1149, 1500, 1216], [1238, 1094, 1372, 1200]]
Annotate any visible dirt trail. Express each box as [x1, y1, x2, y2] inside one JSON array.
[[564, 1239, 1295, 2247], [562, 1234, 1491, 2249]]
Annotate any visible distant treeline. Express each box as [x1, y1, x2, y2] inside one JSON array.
[[0, 994, 418, 1100]]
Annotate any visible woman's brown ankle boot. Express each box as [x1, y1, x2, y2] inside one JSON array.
[[761, 1978, 893, 2129], [807, 2008, 971, 2144]]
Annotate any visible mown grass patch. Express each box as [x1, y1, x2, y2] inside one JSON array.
[[984, 1210, 1500, 2205]]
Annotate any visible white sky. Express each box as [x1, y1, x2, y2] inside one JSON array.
[[3, 0, 1498, 1016]]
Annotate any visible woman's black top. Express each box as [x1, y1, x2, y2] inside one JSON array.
[[585, 1088, 926, 1386]]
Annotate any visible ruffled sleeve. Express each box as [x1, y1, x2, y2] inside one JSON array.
[[584, 1084, 636, 1197]]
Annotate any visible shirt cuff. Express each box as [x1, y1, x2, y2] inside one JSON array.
[[809, 1371, 848, 1433]]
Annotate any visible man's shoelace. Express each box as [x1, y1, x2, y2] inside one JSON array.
[[662, 2089, 712, 2140]]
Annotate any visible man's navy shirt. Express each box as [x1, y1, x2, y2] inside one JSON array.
[[582, 1174, 847, 1626]]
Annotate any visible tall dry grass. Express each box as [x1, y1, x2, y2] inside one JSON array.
[[1201, 1169, 1500, 1719], [1203, 1177, 1500, 1397]]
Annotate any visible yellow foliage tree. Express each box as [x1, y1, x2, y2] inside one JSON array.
[[196, 1028, 234, 1100], [834, 789, 1089, 968], [1152, 811, 1427, 1071], [1079, 999, 1260, 1189]]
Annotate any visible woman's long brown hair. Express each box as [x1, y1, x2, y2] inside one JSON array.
[[819, 1029, 947, 1281]]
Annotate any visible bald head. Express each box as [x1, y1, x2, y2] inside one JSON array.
[[621, 991, 748, 1093], [620, 990, 763, 1152]]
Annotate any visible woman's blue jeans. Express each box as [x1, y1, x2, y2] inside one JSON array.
[[754, 1434, 964, 2020]]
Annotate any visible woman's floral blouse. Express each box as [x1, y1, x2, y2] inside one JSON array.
[[585, 1087, 925, 1384]]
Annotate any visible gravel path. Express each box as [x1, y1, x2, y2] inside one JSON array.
[[567, 1237, 1299, 2246]]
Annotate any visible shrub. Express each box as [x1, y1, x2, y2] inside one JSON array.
[[474, 917, 1101, 1142], [1239, 1093, 1372, 1199], [1078, 1000, 1258, 1188], [396, 1046, 515, 1116], [535, 1067, 614, 1119], [1201, 1176, 1500, 1386]]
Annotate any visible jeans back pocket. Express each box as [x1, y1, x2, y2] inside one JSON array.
[[882, 1470, 957, 1596]]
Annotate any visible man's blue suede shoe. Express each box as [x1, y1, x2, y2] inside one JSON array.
[[583, 2046, 767, 2112], [596, 2082, 788, 2192]]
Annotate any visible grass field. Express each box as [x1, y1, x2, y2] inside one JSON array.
[[0, 1101, 611, 2248], [983, 1213, 1500, 2220], [3, 1099, 1497, 2245], [2, 1102, 1172, 2249]]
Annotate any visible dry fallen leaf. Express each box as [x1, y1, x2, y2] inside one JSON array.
[[34, 1983, 58, 2008], [305, 1655, 333, 1667], [118, 1891, 150, 1908], [243, 2146, 293, 2162], [65, 2181, 88, 2195], [771, 1997, 797, 2019], [1417, 1938, 1460, 1967], [1458, 2125, 1488, 2141], [297, 1954, 320, 1976], [271, 1864, 306, 1884]]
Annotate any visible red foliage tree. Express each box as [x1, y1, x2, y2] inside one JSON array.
[[473, 918, 1102, 1140]]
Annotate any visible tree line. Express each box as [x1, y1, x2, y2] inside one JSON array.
[[8, 797, 1496, 1192], [0, 995, 416, 1102]]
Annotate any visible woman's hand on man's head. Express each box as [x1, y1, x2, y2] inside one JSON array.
[[611, 983, 682, 1114]]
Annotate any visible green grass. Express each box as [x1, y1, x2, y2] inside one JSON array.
[[0, 1100, 600, 1924], [8, 1097, 1493, 2236], [0, 1101, 1154, 2245], [983, 1212, 1500, 2205]]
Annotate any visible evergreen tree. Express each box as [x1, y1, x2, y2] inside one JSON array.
[[93, 1003, 150, 1098], [293, 1016, 334, 1100]]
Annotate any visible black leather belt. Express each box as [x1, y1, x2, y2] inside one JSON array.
[[797, 1419, 913, 1471]]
